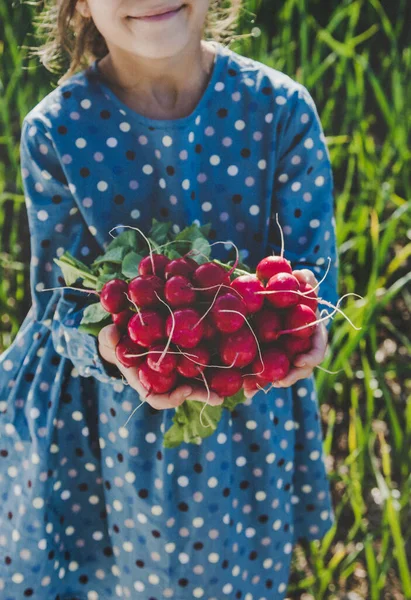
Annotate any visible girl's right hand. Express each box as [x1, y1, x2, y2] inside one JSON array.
[[97, 324, 224, 410]]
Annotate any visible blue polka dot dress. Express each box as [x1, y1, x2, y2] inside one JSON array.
[[0, 41, 339, 600]]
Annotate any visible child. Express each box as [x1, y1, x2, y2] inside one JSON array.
[[0, 0, 339, 598]]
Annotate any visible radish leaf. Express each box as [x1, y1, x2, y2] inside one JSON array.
[[81, 302, 111, 324], [163, 400, 223, 448], [122, 251, 144, 278]]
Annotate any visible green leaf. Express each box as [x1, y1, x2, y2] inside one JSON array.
[[199, 223, 212, 237], [53, 257, 97, 287], [77, 321, 110, 337], [163, 400, 224, 449], [81, 302, 111, 324], [164, 247, 183, 260], [222, 389, 247, 411], [172, 223, 210, 259], [105, 229, 140, 252], [149, 219, 172, 246], [91, 246, 129, 267], [190, 236, 211, 264], [122, 251, 144, 279]]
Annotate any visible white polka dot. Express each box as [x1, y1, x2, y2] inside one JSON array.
[[75, 138, 87, 149], [291, 182, 301, 192], [310, 219, 320, 228], [97, 181, 108, 192], [234, 120, 246, 130], [37, 210, 49, 221], [249, 205, 260, 216], [33, 497, 44, 509], [106, 137, 118, 148], [227, 165, 238, 176], [201, 202, 212, 212], [315, 175, 325, 186], [304, 137, 314, 149], [210, 155, 220, 166], [162, 135, 173, 147], [142, 164, 153, 175], [178, 476, 189, 487]]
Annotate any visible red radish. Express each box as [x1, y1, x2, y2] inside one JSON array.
[[128, 275, 164, 308], [283, 304, 317, 339], [115, 335, 145, 368], [164, 275, 196, 308], [138, 253, 170, 278], [166, 308, 204, 349], [138, 362, 177, 395], [210, 293, 247, 333], [230, 275, 265, 313], [184, 256, 200, 269], [192, 262, 230, 297], [100, 278, 129, 314], [128, 310, 165, 347], [282, 335, 312, 359], [256, 255, 292, 282], [112, 307, 134, 331], [208, 368, 243, 397], [219, 326, 257, 368], [298, 281, 318, 313], [251, 348, 290, 382], [177, 345, 210, 378], [202, 316, 217, 340], [253, 308, 282, 343], [147, 343, 178, 375], [165, 258, 197, 279], [243, 374, 260, 393], [265, 273, 300, 308]]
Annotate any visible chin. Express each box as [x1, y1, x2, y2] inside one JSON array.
[[124, 33, 192, 60]]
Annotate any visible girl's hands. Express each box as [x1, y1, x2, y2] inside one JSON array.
[[97, 324, 224, 410], [244, 268, 329, 398]]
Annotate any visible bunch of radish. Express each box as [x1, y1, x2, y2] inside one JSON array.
[[99, 250, 320, 400], [52, 218, 347, 447]]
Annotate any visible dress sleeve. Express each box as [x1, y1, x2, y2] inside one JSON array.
[[269, 84, 340, 333], [20, 115, 124, 387]]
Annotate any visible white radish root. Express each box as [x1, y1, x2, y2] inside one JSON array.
[[109, 224, 155, 275]]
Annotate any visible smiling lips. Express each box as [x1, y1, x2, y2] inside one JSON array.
[[130, 4, 185, 20]]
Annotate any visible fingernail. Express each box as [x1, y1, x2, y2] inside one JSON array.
[[183, 388, 193, 398], [299, 362, 306, 367]]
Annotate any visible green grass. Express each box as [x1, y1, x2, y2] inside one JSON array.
[[1, 0, 410, 597]]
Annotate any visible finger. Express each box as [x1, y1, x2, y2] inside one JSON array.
[[98, 324, 121, 364], [292, 268, 318, 288], [272, 366, 313, 387], [169, 384, 194, 404], [293, 323, 328, 367], [185, 386, 224, 406]]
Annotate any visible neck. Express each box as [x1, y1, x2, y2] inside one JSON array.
[[97, 40, 217, 118]]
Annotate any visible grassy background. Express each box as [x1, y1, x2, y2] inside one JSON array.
[[1, 0, 411, 598]]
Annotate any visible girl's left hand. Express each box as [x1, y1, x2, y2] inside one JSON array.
[[244, 268, 329, 398]]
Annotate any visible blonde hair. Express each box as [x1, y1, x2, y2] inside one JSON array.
[[25, 0, 244, 85]]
